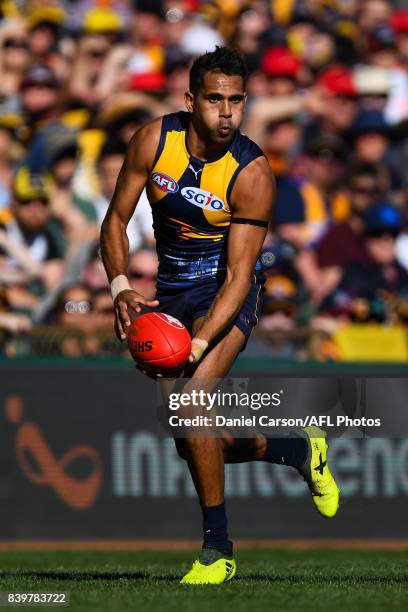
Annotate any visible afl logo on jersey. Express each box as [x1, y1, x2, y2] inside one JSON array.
[[151, 172, 179, 193], [181, 187, 226, 211]]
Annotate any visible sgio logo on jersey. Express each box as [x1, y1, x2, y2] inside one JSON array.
[[151, 172, 179, 193], [181, 187, 226, 211]]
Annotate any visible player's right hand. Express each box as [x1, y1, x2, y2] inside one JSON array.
[[114, 289, 159, 341]]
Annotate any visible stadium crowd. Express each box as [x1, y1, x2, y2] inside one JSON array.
[[1, 0, 408, 360]]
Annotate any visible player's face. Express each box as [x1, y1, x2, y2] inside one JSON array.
[[186, 72, 247, 146]]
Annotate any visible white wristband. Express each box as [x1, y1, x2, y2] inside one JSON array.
[[110, 274, 131, 302], [190, 337, 209, 362]]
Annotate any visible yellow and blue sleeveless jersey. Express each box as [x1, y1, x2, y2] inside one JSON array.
[[147, 111, 265, 288]]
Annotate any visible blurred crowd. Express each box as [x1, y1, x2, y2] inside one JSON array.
[[1, 0, 408, 360]]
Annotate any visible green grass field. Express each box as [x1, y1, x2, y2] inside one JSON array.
[[0, 550, 407, 612]]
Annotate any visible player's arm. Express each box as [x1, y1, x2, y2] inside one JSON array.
[[100, 118, 161, 340], [190, 156, 275, 362]]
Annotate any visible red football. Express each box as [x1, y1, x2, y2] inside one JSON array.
[[127, 312, 191, 375]]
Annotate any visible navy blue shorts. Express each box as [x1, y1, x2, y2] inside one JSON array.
[[155, 278, 264, 348]]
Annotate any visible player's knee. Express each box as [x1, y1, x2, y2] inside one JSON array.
[[175, 436, 210, 460]]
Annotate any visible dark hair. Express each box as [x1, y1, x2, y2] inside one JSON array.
[[347, 162, 381, 183], [50, 143, 78, 166], [111, 108, 153, 131], [99, 138, 127, 161], [189, 46, 247, 93]]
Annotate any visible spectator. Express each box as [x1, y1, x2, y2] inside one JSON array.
[[245, 275, 300, 359], [350, 109, 394, 172], [0, 167, 65, 312], [68, 7, 124, 107], [261, 46, 302, 97], [91, 138, 154, 252], [317, 163, 384, 269], [297, 163, 385, 304], [21, 64, 62, 126], [50, 283, 93, 357], [321, 203, 408, 321], [128, 248, 158, 301], [0, 18, 29, 106], [310, 66, 359, 140], [48, 135, 97, 242], [27, 5, 66, 73], [163, 53, 191, 113], [281, 134, 350, 249], [52, 284, 93, 330]]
